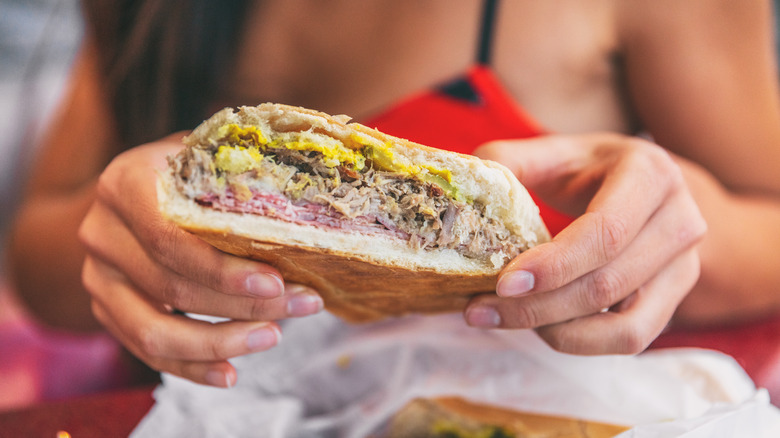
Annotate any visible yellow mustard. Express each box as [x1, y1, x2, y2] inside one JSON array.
[[212, 123, 462, 200], [217, 124, 267, 146], [273, 139, 366, 170]]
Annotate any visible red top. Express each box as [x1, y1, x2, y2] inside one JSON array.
[[362, 65, 574, 237]]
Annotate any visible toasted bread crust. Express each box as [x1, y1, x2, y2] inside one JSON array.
[[177, 222, 496, 322]]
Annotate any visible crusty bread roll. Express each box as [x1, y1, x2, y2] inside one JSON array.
[[158, 103, 549, 322], [385, 397, 629, 438]]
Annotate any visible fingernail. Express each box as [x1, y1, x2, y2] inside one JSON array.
[[205, 369, 231, 388], [466, 305, 501, 328], [497, 270, 535, 297], [245, 273, 284, 298], [286, 290, 324, 317], [246, 325, 281, 351]]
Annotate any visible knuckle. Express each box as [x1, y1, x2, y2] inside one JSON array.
[[76, 217, 94, 250], [153, 226, 228, 292], [615, 324, 652, 355], [77, 209, 109, 257], [80, 258, 99, 295], [90, 299, 108, 325], [678, 249, 703, 290], [595, 212, 629, 260], [642, 143, 684, 188], [202, 260, 228, 292], [147, 222, 177, 258], [678, 208, 708, 248], [248, 297, 271, 320], [95, 159, 127, 204], [678, 219, 707, 249], [509, 302, 543, 328], [624, 138, 683, 190], [80, 257, 112, 301], [94, 169, 114, 200], [586, 269, 626, 310], [537, 326, 575, 354], [208, 339, 230, 360], [136, 322, 165, 358], [160, 278, 195, 311], [132, 352, 165, 374], [587, 131, 627, 149], [532, 244, 576, 290]]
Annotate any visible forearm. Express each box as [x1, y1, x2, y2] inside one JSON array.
[[8, 183, 101, 331], [674, 158, 780, 325]]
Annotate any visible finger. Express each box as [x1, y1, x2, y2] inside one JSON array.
[[82, 210, 323, 319], [474, 134, 614, 197], [534, 248, 701, 355], [469, 185, 705, 328], [94, 144, 284, 298], [497, 140, 685, 295], [84, 256, 282, 363], [473, 135, 586, 187], [92, 299, 239, 387], [79, 198, 284, 302]]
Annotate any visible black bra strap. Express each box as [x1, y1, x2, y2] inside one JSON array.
[[476, 0, 500, 65]]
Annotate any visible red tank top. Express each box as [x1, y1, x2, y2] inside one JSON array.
[[361, 65, 573, 236]]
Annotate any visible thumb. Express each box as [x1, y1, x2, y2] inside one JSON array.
[[472, 135, 587, 190], [474, 135, 613, 218]]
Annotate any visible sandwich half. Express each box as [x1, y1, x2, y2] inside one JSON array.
[[158, 103, 549, 322]]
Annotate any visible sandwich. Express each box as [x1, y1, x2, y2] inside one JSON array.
[[384, 397, 630, 438], [158, 103, 549, 322]]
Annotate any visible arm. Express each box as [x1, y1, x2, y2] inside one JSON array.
[[8, 38, 323, 386], [8, 39, 117, 331], [618, 0, 780, 324], [465, 0, 780, 352]]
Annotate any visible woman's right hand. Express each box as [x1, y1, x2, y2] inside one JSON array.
[[78, 137, 324, 387]]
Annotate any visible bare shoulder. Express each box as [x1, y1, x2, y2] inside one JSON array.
[[614, 0, 780, 193], [615, 0, 773, 45]]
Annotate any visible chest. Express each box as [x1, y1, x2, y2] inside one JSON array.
[[227, 0, 631, 134]]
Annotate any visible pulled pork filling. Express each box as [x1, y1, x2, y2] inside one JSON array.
[[169, 134, 530, 262]]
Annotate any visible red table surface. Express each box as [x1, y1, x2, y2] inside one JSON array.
[[0, 386, 155, 438]]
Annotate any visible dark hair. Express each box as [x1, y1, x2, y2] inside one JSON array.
[[81, 0, 252, 150]]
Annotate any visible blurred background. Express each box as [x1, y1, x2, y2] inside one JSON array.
[[0, 0, 130, 411]]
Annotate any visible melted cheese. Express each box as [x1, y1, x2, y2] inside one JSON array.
[[214, 144, 264, 174]]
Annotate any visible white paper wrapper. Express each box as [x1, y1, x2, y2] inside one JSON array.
[[132, 313, 780, 437]]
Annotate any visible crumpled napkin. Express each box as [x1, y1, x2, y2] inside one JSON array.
[[131, 312, 780, 437]]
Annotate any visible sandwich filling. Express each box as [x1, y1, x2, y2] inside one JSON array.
[[168, 123, 531, 264]]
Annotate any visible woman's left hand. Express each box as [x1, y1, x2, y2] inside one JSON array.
[[465, 133, 707, 355]]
